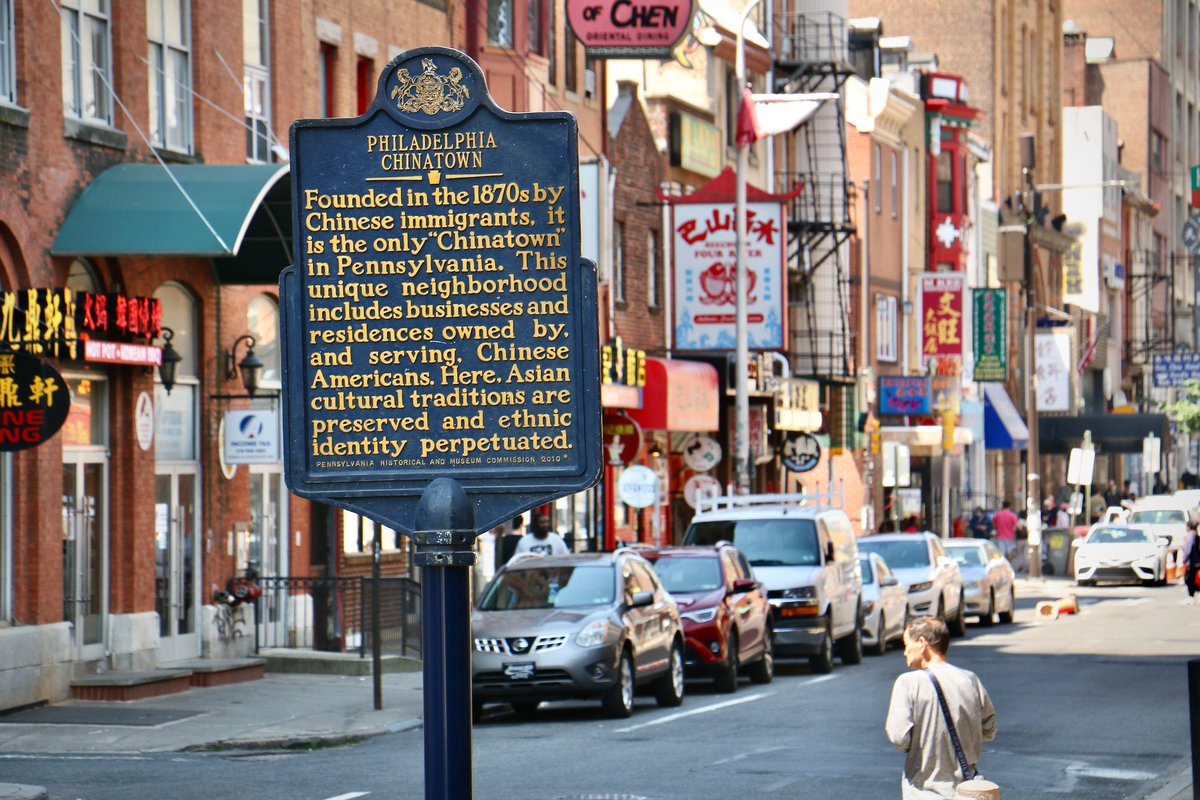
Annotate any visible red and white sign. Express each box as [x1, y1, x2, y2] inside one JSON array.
[[919, 272, 965, 370], [603, 411, 643, 466], [85, 339, 162, 366], [672, 201, 785, 351], [565, 0, 693, 58]]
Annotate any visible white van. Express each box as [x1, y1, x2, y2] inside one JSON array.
[[682, 490, 863, 673]]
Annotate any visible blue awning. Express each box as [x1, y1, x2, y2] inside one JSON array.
[[983, 384, 1029, 450], [52, 163, 293, 284]]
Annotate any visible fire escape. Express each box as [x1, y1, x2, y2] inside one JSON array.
[[772, 10, 858, 443]]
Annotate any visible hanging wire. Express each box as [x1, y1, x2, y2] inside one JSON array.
[[48, 0, 232, 254]]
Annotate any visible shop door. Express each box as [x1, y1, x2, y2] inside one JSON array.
[[250, 470, 288, 646], [62, 458, 107, 662], [155, 471, 200, 663]]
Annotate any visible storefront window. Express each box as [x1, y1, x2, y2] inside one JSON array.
[[341, 510, 400, 553], [154, 282, 198, 461], [246, 293, 280, 386], [62, 375, 108, 447]]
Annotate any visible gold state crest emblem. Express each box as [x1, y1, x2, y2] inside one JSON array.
[[391, 58, 470, 116]]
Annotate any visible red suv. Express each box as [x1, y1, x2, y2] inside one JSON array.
[[642, 545, 774, 692]]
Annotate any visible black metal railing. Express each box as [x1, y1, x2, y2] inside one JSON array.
[[253, 575, 422, 659]]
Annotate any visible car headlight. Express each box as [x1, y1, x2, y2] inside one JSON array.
[[908, 581, 933, 593], [781, 586, 816, 599], [575, 620, 615, 648], [681, 607, 718, 624], [1134, 554, 1159, 565]]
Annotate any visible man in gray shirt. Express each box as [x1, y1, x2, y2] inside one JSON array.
[[885, 617, 997, 798]]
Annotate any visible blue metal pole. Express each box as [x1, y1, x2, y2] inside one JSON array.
[[413, 478, 477, 800]]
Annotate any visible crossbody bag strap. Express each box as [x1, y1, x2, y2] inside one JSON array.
[[924, 669, 976, 781]]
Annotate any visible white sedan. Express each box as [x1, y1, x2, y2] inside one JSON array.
[[859, 553, 907, 655], [1075, 526, 1170, 586], [943, 538, 1016, 625]]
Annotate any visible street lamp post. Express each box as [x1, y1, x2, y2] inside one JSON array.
[[735, 0, 763, 494], [1020, 133, 1043, 578]]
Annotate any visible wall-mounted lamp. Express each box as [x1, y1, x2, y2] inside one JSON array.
[[158, 327, 183, 394], [225, 334, 264, 397], [648, 443, 664, 458]]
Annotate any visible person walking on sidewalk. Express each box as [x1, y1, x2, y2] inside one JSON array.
[[886, 617, 997, 799], [991, 500, 1019, 563], [1182, 520, 1200, 605], [513, 512, 569, 557]]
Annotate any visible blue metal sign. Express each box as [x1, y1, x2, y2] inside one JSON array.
[[878, 375, 932, 415], [280, 47, 602, 536], [1152, 352, 1200, 387]]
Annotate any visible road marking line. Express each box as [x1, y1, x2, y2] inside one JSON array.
[[613, 673, 838, 734], [761, 777, 800, 791], [614, 693, 773, 733], [713, 745, 787, 766], [1066, 764, 1157, 781], [323, 793, 371, 800], [0, 754, 156, 761]]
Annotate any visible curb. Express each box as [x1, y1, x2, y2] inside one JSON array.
[[1143, 765, 1191, 800], [180, 717, 423, 753], [0, 785, 48, 800]]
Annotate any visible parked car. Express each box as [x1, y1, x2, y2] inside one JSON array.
[[859, 553, 907, 656], [942, 538, 1016, 625], [471, 549, 685, 719], [1075, 525, 1171, 586], [1126, 495, 1192, 578], [858, 533, 966, 636], [641, 544, 773, 692], [683, 491, 863, 674]]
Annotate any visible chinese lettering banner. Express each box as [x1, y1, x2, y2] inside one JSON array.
[[972, 288, 1007, 382], [1036, 329, 1074, 412], [920, 272, 965, 371], [672, 202, 785, 351], [0, 288, 162, 360]]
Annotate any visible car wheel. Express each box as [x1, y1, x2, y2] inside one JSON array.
[[949, 594, 967, 637], [747, 628, 774, 684], [998, 587, 1015, 624], [654, 642, 686, 707], [978, 590, 995, 626], [868, 613, 888, 656], [809, 622, 834, 674], [511, 700, 539, 718], [713, 631, 739, 693], [837, 613, 863, 665], [602, 651, 636, 718]]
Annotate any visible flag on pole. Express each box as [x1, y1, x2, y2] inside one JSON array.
[[736, 88, 837, 148]]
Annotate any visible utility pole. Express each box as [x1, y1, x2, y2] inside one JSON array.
[[1020, 133, 1043, 578]]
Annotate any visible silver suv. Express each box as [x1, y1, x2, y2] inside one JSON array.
[[472, 549, 685, 719], [683, 491, 863, 673]]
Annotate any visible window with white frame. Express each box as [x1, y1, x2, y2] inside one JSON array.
[[342, 510, 400, 553], [873, 145, 881, 213], [890, 151, 898, 218], [60, 0, 113, 125], [147, 0, 192, 152], [647, 229, 659, 308], [488, 0, 513, 46], [876, 294, 897, 362], [614, 222, 626, 303], [0, 0, 15, 105], [243, 0, 272, 162]]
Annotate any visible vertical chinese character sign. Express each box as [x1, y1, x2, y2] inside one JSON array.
[[673, 201, 785, 350], [919, 272, 965, 371], [972, 288, 1007, 381]]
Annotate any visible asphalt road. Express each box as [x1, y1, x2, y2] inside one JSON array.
[[5, 577, 1196, 800]]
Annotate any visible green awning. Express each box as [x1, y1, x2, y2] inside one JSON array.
[[53, 163, 293, 284]]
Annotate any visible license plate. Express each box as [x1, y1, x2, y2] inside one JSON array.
[[503, 662, 536, 680]]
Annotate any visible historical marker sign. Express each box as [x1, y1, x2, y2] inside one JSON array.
[[280, 47, 602, 535]]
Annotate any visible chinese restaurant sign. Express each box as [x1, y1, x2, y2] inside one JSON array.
[[0, 351, 70, 451], [920, 272, 964, 370], [673, 202, 785, 351], [1152, 352, 1200, 387], [280, 47, 602, 535], [878, 375, 931, 416], [1036, 329, 1074, 413], [972, 288, 1006, 382], [566, 0, 693, 59], [0, 288, 162, 360]]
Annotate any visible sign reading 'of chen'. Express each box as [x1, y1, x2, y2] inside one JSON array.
[[280, 47, 602, 535], [566, 0, 694, 59]]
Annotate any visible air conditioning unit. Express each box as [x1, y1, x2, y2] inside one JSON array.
[[584, 68, 596, 98]]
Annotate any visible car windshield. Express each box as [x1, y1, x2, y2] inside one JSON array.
[[686, 518, 819, 567], [1086, 528, 1152, 545], [1129, 510, 1186, 524], [946, 546, 984, 567], [858, 539, 931, 569], [859, 558, 874, 583], [647, 556, 723, 593], [479, 565, 614, 610]]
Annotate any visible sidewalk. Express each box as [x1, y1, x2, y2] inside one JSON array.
[[0, 670, 427, 799]]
